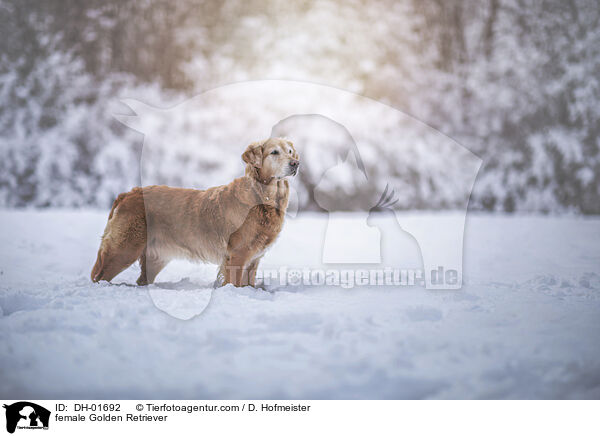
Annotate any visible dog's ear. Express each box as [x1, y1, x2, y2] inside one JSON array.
[[242, 142, 264, 168]]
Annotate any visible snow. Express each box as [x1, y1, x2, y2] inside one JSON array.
[[1, 209, 599, 399]]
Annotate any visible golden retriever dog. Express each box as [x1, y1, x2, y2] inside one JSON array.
[[91, 138, 299, 287]]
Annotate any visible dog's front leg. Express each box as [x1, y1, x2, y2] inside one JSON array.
[[246, 257, 263, 288], [223, 251, 253, 287], [275, 179, 290, 212]]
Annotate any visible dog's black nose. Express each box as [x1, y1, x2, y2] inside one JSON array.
[[289, 159, 299, 168]]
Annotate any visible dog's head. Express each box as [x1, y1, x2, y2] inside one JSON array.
[[242, 138, 299, 182]]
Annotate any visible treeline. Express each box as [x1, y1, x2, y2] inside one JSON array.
[[0, 0, 598, 212]]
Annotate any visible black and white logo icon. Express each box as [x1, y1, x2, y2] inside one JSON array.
[[3, 402, 50, 434]]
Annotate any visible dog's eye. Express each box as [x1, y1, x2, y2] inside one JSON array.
[[270, 150, 279, 155]]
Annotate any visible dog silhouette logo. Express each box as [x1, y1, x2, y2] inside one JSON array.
[[314, 149, 381, 264], [113, 79, 481, 321], [3, 402, 50, 433]]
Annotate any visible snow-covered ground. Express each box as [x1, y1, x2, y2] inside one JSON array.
[[0, 209, 599, 399]]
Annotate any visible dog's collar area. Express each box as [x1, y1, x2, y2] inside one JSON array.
[[248, 166, 275, 186], [258, 176, 275, 185]]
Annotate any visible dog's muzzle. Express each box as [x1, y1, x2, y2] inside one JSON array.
[[288, 159, 299, 176]]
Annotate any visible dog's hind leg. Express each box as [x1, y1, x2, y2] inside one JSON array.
[[137, 249, 169, 286], [91, 188, 147, 283], [91, 243, 145, 283]]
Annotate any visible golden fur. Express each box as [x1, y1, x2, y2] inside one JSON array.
[[91, 138, 299, 287]]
